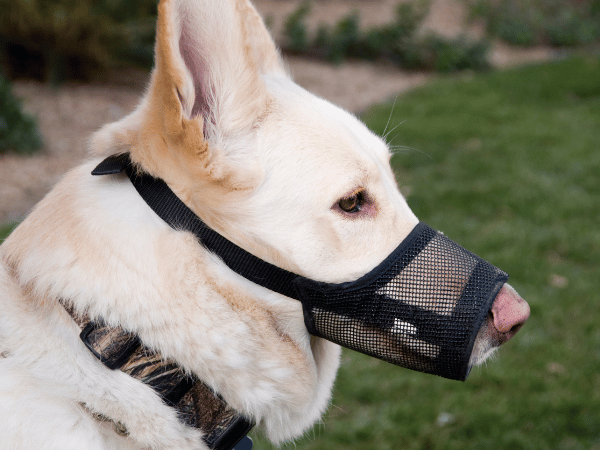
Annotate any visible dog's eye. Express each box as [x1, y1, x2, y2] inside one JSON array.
[[338, 191, 365, 213]]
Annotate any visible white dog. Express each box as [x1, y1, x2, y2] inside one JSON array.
[[0, 0, 529, 448]]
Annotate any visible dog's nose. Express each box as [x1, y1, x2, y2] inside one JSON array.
[[490, 283, 530, 344]]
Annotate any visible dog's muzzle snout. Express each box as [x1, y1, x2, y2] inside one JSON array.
[[104, 155, 525, 383], [489, 283, 530, 345], [294, 222, 514, 381]]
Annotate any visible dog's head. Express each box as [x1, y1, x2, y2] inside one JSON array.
[[93, 0, 417, 283], [90, 0, 529, 442]]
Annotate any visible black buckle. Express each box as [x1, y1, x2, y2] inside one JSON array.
[[80, 321, 141, 370]]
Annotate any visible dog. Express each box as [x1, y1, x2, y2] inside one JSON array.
[[0, 0, 530, 448]]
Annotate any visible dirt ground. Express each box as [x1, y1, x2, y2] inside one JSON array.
[[0, 0, 555, 223]]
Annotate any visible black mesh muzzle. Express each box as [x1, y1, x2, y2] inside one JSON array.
[[95, 154, 510, 382], [294, 222, 508, 381]]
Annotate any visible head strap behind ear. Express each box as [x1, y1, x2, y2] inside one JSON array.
[[92, 154, 303, 301]]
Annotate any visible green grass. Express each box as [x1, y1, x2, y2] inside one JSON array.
[[0, 223, 18, 242], [250, 56, 600, 449]]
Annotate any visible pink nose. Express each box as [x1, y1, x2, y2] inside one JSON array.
[[490, 283, 530, 344]]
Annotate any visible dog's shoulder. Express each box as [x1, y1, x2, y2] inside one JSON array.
[[0, 157, 342, 445], [1, 160, 182, 321]]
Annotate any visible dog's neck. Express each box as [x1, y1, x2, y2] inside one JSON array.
[[49, 154, 262, 449], [59, 298, 253, 449], [22, 154, 332, 450], [92, 153, 303, 300]]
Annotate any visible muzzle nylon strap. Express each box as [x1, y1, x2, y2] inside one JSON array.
[[92, 153, 508, 383], [93, 153, 301, 300]]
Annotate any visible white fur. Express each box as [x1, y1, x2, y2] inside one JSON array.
[[0, 0, 503, 448]]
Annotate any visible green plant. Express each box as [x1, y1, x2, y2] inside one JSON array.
[[283, 1, 312, 53], [0, 74, 43, 154], [420, 34, 490, 72], [467, 0, 600, 47], [386, 3, 490, 73], [281, 0, 490, 73], [364, 1, 430, 61], [327, 12, 362, 63], [0, 0, 157, 82], [493, 3, 537, 46], [544, 9, 598, 46], [393, 0, 432, 38]]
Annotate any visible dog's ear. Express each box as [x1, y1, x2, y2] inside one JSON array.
[[152, 0, 283, 134], [91, 0, 284, 189]]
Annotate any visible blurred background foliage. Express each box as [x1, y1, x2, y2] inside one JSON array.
[[0, 0, 158, 84], [1, 0, 599, 84], [467, 0, 600, 47], [0, 0, 158, 154], [283, 0, 491, 72], [0, 73, 43, 154], [3, 0, 599, 154]]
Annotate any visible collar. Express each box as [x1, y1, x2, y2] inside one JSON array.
[[60, 300, 253, 450], [59, 153, 255, 450]]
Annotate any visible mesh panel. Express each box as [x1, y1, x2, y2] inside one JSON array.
[[295, 223, 508, 381]]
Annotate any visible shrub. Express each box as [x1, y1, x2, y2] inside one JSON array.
[[426, 34, 490, 72], [327, 12, 362, 62], [493, 3, 537, 46], [0, 74, 43, 154], [0, 0, 157, 82], [283, 1, 311, 53], [467, 0, 600, 47], [544, 9, 598, 46], [282, 0, 490, 73]]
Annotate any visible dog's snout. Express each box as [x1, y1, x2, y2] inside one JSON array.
[[490, 283, 530, 344]]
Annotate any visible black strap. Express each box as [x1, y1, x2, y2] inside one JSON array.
[[94, 153, 302, 301], [91, 154, 257, 449]]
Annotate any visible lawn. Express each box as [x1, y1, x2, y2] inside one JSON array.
[[1, 56, 598, 450], [250, 55, 600, 450], [0, 223, 18, 242]]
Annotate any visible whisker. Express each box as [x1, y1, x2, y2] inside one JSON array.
[[382, 95, 399, 138], [383, 119, 406, 142], [389, 144, 432, 159]]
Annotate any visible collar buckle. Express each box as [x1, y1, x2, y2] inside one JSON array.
[[80, 321, 141, 370]]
